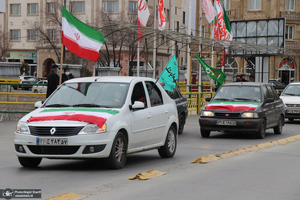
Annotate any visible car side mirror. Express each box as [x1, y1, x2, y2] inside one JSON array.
[[129, 101, 145, 110], [265, 98, 274, 103], [205, 97, 211, 102], [34, 101, 43, 108]]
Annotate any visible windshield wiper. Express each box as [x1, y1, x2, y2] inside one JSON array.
[[72, 103, 102, 107], [45, 104, 70, 107], [234, 98, 258, 102], [213, 98, 233, 101]]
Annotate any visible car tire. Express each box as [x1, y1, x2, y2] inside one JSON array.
[[178, 114, 185, 134], [200, 128, 210, 138], [105, 132, 127, 169], [33, 89, 38, 93], [18, 157, 42, 168], [288, 118, 294, 122], [274, 116, 283, 134], [158, 126, 177, 158], [256, 119, 266, 139]]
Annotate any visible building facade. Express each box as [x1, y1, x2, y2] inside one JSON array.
[[197, 0, 300, 84]]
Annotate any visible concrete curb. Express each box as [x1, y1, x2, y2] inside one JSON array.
[[192, 135, 300, 164]]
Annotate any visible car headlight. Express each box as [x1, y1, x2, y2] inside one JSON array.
[[79, 123, 106, 135], [201, 111, 215, 117], [16, 122, 30, 134], [241, 112, 259, 118]]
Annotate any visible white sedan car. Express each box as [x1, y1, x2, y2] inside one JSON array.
[[280, 82, 300, 122], [32, 80, 47, 93], [14, 76, 178, 169]]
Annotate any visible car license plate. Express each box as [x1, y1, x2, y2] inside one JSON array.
[[36, 138, 68, 145], [216, 120, 237, 126], [287, 110, 300, 114]]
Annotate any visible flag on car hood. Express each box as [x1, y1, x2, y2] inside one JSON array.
[[27, 108, 119, 128], [205, 102, 259, 111]]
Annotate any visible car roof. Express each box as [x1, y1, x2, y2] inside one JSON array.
[[222, 82, 270, 86], [64, 76, 156, 84]]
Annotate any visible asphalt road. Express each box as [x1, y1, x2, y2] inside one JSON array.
[[1, 116, 300, 200]]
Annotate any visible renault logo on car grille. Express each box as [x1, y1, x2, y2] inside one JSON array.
[[50, 127, 56, 135], [225, 114, 229, 116]]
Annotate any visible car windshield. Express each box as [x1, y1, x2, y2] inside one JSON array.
[[213, 86, 261, 102], [281, 85, 300, 96], [44, 82, 129, 108]]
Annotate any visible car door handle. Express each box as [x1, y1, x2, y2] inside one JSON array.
[[148, 115, 151, 119], [165, 111, 168, 114]]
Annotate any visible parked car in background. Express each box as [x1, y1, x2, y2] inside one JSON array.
[[21, 77, 41, 90], [12, 76, 35, 90], [163, 84, 188, 134], [14, 76, 178, 169], [199, 82, 285, 139], [280, 82, 300, 122], [32, 80, 48, 93], [268, 79, 286, 93]]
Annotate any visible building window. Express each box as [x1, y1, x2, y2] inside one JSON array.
[[28, 29, 38, 41], [286, 0, 295, 11], [10, 4, 21, 15], [175, 7, 177, 15], [70, 1, 85, 14], [177, 21, 179, 32], [183, 11, 185, 24], [220, 0, 230, 10], [129, 1, 137, 13], [201, 25, 205, 37], [47, 2, 56, 14], [47, 29, 56, 42], [103, 1, 119, 13], [10, 30, 21, 41], [28, 3, 38, 15], [285, 26, 293, 40], [249, 0, 261, 10]]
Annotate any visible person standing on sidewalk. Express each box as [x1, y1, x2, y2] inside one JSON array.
[[46, 64, 59, 98]]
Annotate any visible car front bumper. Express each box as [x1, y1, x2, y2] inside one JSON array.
[[199, 117, 263, 132], [14, 132, 114, 159]]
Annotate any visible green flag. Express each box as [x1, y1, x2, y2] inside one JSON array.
[[159, 55, 178, 91], [196, 55, 226, 88]]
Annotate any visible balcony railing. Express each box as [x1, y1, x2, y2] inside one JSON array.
[[280, 11, 300, 20]]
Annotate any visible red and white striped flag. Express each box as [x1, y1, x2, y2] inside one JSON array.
[[202, 0, 217, 23], [158, 0, 166, 31], [138, 0, 150, 40]]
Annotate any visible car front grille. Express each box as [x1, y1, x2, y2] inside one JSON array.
[[286, 104, 300, 107], [28, 145, 80, 155], [29, 126, 84, 136], [215, 113, 241, 118]]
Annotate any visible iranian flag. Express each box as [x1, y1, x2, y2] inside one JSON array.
[[27, 108, 119, 128], [138, 0, 150, 41], [62, 6, 105, 62], [212, 0, 232, 41], [205, 102, 259, 112]]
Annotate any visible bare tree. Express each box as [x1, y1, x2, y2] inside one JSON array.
[[0, 30, 13, 62]]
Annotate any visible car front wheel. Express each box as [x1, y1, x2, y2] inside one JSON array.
[[105, 132, 127, 169], [18, 157, 42, 168], [256, 119, 266, 139], [200, 128, 210, 138], [33, 89, 38, 93], [158, 126, 177, 158], [274, 116, 283, 134]]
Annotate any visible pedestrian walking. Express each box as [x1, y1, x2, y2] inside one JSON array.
[[46, 64, 59, 98]]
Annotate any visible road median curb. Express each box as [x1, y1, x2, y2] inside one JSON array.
[[192, 135, 300, 164]]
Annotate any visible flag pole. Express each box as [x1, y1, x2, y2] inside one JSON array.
[[137, 40, 140, 77], [152, 0, 157, 79], [198, 0, 202, 92]]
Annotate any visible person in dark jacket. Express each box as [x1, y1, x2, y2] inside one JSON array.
[[62, 66, 74, 83], [46, 64, 59, 98], [241, 74, 249, 82]]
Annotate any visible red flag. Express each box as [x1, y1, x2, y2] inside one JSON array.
[[158, 0, 166, 30], [137, 0, 150, 40]]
